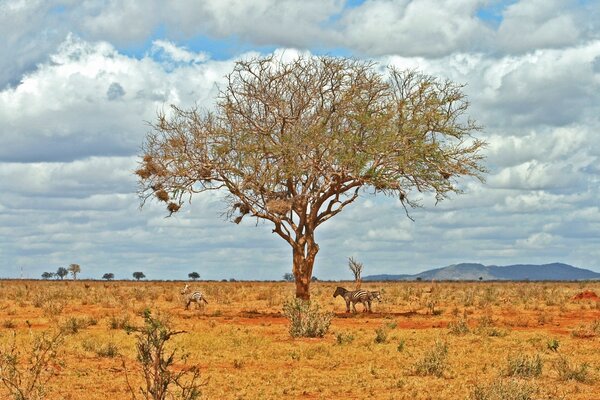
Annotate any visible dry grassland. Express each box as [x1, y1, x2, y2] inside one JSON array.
[[0, 280, 599, 399]]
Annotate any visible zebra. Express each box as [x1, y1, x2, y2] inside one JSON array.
[[369, 290, 383, 302], [181, 284, 208, 309], [333, 287, 377, 313]]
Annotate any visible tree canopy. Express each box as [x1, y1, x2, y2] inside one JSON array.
[[133, 272, 146, 281], [56, 267, 68, 280], [137, 55, 486, 299], [68, 263, 81, 280]]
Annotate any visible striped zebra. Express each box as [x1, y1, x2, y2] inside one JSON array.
[[333, 287, 378, 313], [181, 284, 208, 309], [369, 290, 382, 302]]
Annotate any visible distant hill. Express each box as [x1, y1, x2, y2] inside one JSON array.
[[363, 262, 600, 281]]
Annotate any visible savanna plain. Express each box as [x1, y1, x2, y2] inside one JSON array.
[[1, 280, 599, 400]]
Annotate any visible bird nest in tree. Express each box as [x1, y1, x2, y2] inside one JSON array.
[[266, 199, 292, 215], [155, 189, 169, 202]]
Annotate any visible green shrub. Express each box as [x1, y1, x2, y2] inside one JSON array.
[[413, 340, 449, 377], [469, 379, 536, 400], [374, 327, 388, 344], [448, 319, 470, 335], [396, 339, 406, 352], [96, 342, 119, 358], [505, 354, 543, 378], [282, 298, 332, 338], [335, 332, 354, 345], [546, 338, 559, 352], [554, 357, 590, 382], [0, 329, 66, 400], [124, 309, 202, 400]]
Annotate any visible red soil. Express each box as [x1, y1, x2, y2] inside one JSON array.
[[572, 290, 600, 301]]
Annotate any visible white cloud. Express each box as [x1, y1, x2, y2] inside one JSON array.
[[3, 2, 600, 279]]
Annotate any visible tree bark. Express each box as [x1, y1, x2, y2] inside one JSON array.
[[292, 241, 318, 300]]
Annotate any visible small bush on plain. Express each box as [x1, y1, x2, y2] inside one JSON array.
[[413, 340, 449, 378], [554, 356, 591, 383], [282, 298, 332, 338], [505, 354, 543, 378], [448, 319, 470, 335], [469, 379, 536, 400]]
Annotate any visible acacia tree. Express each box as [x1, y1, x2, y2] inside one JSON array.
[[56, 267, 68, 280], [68, 263, 81, 280], [133, 272, 146, 281], [136, 56, 485, 300]]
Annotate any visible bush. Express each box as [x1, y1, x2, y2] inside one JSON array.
[[282, 298, 332, 338], [0, 329, 66, 400], [469, 379, 536, 400], [546, 338, 559, 352], [554, 356, 590, 382], [335, 332, 354, 345], [413, 340, 449, 378], [374, 327, 388, 344], [448, 319, 470, 335], [505, 354, 543, 378], [124, 309, 202, 400]]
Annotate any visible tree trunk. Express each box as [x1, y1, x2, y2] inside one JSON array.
[[292, 242, 318, 300]]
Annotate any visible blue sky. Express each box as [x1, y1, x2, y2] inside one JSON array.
[[1, 0, 600, 280]]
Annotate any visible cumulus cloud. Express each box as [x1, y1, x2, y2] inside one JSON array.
[[0, 34, 233, 163], [2, 2, 600, 279]]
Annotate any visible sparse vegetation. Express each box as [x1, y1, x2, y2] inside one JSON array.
[[282, 298, 332, 338], [0, 280, 598, 399], [505, 354, 543, 378], [468, 379, 536, 400], [413, 340, 449, 378], [0, 329, 66, 400], [124, 309, 201, 400]]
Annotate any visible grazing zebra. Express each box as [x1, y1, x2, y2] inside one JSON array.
[[333, 287, 376, 313], [369, 290, 382, 302], [181, 284, 208, 309]]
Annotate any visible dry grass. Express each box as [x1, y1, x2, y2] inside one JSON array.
[[0, 280, 598, 399]]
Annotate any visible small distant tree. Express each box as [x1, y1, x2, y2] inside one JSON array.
[[56, 267, 68, 280], [41, 272, 54, 280], [68, 263, 81, 280], [311, 276, 319, 282], [348, 257, 363, 288], [133, 272, 146, 281], [283, 273, 294, 282], [188, 272, 200, 281], [102, 273, 114, 281]]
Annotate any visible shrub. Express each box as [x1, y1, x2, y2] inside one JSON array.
[[469, 379, 536, 400], [108, 314, 131, 330], [0, 329, 66, 400], [282, 298, 332, 338], [61, 317, 91, 334], [124, 309, 202, 400], [96, 342, 120, 358], [413, 340, 449, 378], [546, 338, 559, 352], [396, 339, 406, 352], [448, 319, 470, 335], [335, 332, 354, 345], [505, 354, 543, 378], [554, 357, 590, 383], [374, 327, 388, 344]]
